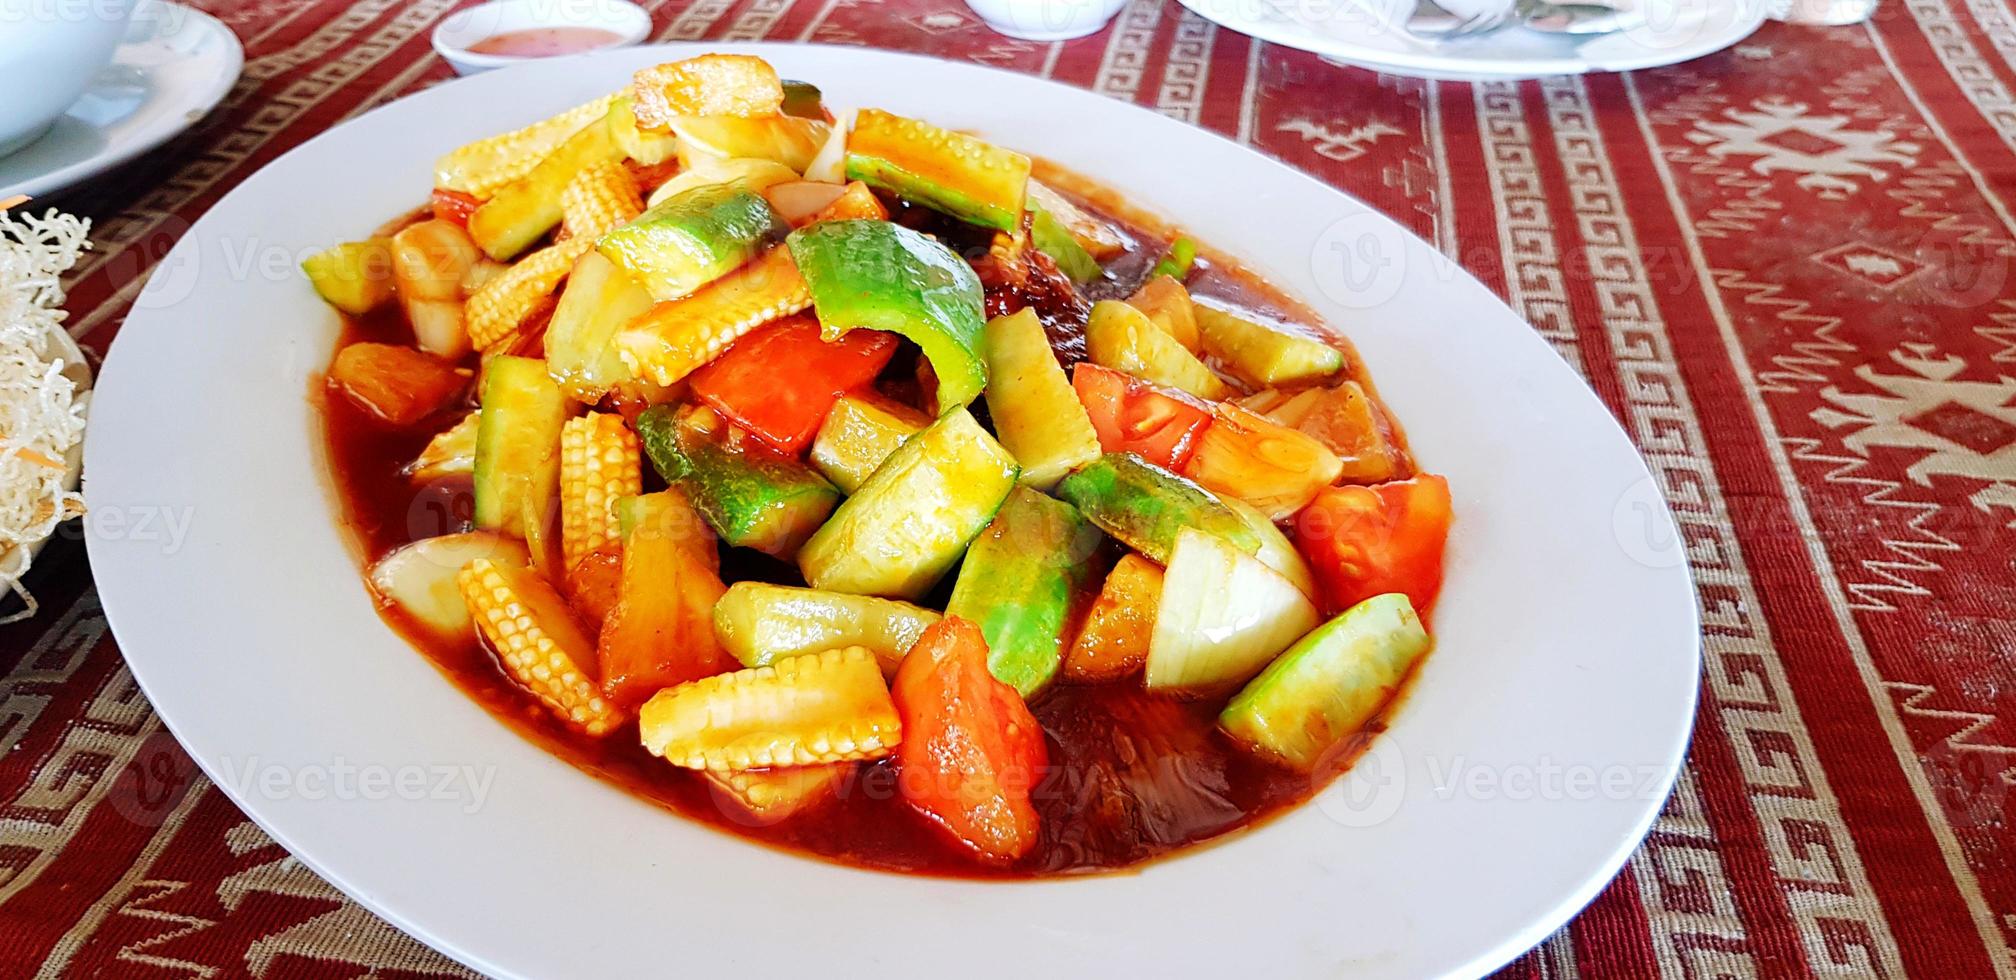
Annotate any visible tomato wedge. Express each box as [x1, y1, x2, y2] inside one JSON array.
[[1070, 362, 1214, 470], [430, 188, 481, 228], [1291, 475, 1453, 616], [689, 316, 899, 455], [892, 616, 1049, 864]]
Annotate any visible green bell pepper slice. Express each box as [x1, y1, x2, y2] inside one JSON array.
[[785, 219, 989, 414]]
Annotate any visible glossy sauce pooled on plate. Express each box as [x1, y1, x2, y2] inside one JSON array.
[[308, 55, 1452, 878]]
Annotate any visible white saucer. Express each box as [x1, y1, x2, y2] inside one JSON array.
[[1175, 0, 1768, 80], [0, 1, 243, 200]]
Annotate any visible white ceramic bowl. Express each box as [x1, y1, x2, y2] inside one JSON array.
[[87, 43, 1699, 980], [0, 0, 138, 157], [431, 0, 651, 76], [963, 0, 1127, 39]]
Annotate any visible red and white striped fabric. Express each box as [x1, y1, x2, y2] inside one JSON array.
[[4, 0, 2013, 975]]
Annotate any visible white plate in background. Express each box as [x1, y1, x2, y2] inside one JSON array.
[[0, 2, 243, 200], [1176, 0, 1768, 80]]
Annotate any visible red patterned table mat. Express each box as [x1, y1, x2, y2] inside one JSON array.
[[3, 0, 2013, 975]]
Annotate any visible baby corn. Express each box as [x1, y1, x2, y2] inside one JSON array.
[[560, 161, 644, 241], [436, 94, 619, 199], [464, 238, 592, 351], [458, 558, 624, 736], [613, 248, 811, 386], [638, 646, 900, 771], [703, 764, 851, 825], [559, 413, 641, 571]]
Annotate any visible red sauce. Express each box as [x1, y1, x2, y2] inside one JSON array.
[[465, 27, 623, 58], [320, 186, 1423, 879]]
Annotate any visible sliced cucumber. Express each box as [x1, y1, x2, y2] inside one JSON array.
[[1146, 528, 1320, 691], [468, 116, 622, 261], [368, 532, 530, 638], [473, 356, 571, 542], [944, 486, 1103, 697], [1193, 300, 1345, 387], [1220, 593, 1430, 771], [797, 408, 1019, 600], [599, 183, 787, 301], [1055, 453, 1259, 564], [714, 581, 941, 676], [1086, 299, 1230, 400], [982, 308, 1101, 491], [844, 109, 1030, 232], [786, 219, 988, 414], [780, 80, 826, 119], [1027, 179, 1124, 259], [810, 393, 930, 494], [635, 405, 840, 558], [302, 239, 395, 315], [544, 250, 654, 403], [1029, 204, 1099, 283]]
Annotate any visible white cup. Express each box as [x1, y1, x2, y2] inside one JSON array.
[[964, 0, 1128, 39], [0, 0, 139, 158]]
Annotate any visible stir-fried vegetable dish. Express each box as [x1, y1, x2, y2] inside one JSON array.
[[310, 54, 1454, 875]]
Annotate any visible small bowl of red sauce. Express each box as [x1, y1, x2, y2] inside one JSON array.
[[433, 0, 651, 76]]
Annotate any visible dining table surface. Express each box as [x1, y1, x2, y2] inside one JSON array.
[[3, 0, 2014, 975]]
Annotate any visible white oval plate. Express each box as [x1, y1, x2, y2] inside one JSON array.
[[86, 43, 1698, 980], [1174, 0, 1767, 80], [0, 1, 243, 200]]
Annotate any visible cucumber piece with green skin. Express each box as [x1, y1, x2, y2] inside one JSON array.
[[1193, 299, 1345, 387], [1147, 527, 1319, 691], [597, 183, 787, 301], [780, 80, 825, 119], [945, 486, 1104, 697], [1029, 204, 1099, 283], [713, 581, 940, 676], [797, 407, 1019, 600], [810, 393, 930, 494], [1220, 593, 1431, 771], [635, 405, 840, 558], [473, 356, 571, 539], [544, 250, 654, 403], [302, 239, 394, 315], [469, 116, 622, 261], [1055, 453, 1260, 564], [982, 308, 1101, 491], [843, 109, 1030, 232], [786, 219, 988, 414]]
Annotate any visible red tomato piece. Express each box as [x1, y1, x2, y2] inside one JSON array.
[[430, 188, 481, 228], [892, 617, 1049, 865], [689, 317, 899, 455], [1070, 362, 1215, 470], [1291, 475, 1453, 616]]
